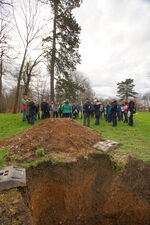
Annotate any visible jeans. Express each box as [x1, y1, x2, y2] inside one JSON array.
[[112, 113, 117, 126], [53, 111, 58, 118], [95, 115, 100, 125], [22, 109, 26, 121], [30, 115, 35, 125]]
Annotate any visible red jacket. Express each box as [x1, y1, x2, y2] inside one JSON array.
[[124, 104, 128, 113]]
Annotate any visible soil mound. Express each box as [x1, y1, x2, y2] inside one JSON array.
[[0, 119, 104, 163]]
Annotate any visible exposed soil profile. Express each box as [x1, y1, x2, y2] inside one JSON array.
[[22, 155, 150, 225]]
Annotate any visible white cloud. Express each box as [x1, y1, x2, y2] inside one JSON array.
[[74, 0, 150, 97]]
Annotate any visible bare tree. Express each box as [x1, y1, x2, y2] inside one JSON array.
[[22, 53, 43, 95], [12, 0, 44, 113], [0, 0, 12, 6], [142, 92, 150, 111], [0, 7, 13, 112], [73, 71, 95, 101]]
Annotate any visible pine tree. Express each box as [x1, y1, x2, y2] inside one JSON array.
[[55, 76, 84, 102], [43, 0, 82, 101], [117, 78, 138, 100]]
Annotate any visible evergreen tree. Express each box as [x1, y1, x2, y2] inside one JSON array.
[[55, 71, 94, 102], [117, 78, 138, 100], [43, 0, 82, 101], [55, 76, 84, 102]]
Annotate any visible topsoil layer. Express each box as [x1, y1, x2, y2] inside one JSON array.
[[0, 118, 104, 163]]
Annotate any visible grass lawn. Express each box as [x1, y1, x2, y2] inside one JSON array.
[[0, 112, 149, 168], [78, 112, 150, 162], [0, 113, 40, 168]]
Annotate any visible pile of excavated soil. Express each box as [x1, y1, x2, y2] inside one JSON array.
[[0, 119, 104, 163]]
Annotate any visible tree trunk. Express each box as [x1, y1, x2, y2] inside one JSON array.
[[24, 73, 31, 96], [50, 1, 58, 102], [13, 48, 27, 113], [0, 50, 4, 112]]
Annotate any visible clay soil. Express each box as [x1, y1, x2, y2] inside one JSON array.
[[0, 118, 104, 163]]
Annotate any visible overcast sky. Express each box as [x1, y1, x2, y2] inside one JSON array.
[[74, 0, 150, 98]]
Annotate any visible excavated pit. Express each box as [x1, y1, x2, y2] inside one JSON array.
[[22, 155, 150, 225], [0, 119, 150, 225]]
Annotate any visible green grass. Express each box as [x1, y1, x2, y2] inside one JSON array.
[[79, 112, 150, 162], [0, 113, 40, 168], [0, 113, 32, 140], [0, 149, 9, 169]]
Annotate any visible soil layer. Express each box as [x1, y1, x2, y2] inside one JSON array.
[[22, 155, 150, 225]]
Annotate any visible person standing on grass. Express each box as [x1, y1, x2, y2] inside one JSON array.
[[111, 99, 118, 127], [29, 98, 36, 125], [93, 99, 101, 125], [120, 103, 124, 121], [83, 98, 93, 127], [72, 103, 78, 119], [35, 100, 40, 120], [26, 97, 31, 123], [117, 103, 122, 121], [41, 99, 47, 119], [45, 100, 51, 118], [106, 102, 112, 122], [58, 102, 63, 118], [123, 101, 129, 123], [62, 100, 72, 118], [52, 102, 58, 118], [21, 95, 28, 121], [128, 98, 136, 126]]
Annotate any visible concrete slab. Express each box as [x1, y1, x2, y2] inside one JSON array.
[[93, 140, 122, 152], [0, 166, 26, 191]]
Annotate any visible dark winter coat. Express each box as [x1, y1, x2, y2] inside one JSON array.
[[111, 101, 118, 115], [83, 101, 93, 114], [29, 101, 36, 116], [94, 104, 101, 117], [128, 101, 136, 114], [41, 102, 47, 112]]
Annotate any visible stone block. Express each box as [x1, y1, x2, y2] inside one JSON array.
[[93, 140, 122, 152], [0, 166, 26, 191]]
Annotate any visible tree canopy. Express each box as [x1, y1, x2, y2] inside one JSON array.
[[117, 78, 138, 100], [43, 0, 82, 101]]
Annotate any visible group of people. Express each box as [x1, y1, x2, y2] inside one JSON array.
[[21, 96, 81, 125], [83, 98, 136, 127], [21, 95, 136, 127]]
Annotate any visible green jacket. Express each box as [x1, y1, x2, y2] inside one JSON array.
[[62, 103, 72, 114]]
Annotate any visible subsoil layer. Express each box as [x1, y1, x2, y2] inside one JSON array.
[[22, 155, 150, 225]]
